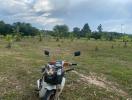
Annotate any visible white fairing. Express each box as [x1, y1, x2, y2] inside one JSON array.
[[37, 77, 66, 98], [60, 77, 65, 92]]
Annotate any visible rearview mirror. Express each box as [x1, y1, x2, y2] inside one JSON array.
[[74, 51, 81, 56], [44, 50, 50, 56]]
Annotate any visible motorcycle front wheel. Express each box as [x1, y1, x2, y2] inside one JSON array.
[[41, 90, 56, 100]]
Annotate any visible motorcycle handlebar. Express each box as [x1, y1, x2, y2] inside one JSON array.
[[71, 63, 77, 66], [65, 68, 74, 72], [65, 63, 77, 72]]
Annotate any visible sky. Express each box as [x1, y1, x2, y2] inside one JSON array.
[[0, 0, 132, 33]]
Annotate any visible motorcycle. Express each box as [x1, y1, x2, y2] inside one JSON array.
[[36, 50, 81, 100]]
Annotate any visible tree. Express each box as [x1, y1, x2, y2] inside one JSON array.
[[5, 24, 13, 34], [97, 24, 103, 33], [73, 27, 80, 39], [0, 21, 40, 36], [86, 32, 91, 40], [121, 35, 129, 47], [53, 25, 61, 41], [53, 25, 69, 40], [109, 33, 113, 41], [81, 23, 91, 37], [0, 21, 13, 35], [38, 32, 43, 42], [69, 32, 75, 41], [5, 35, 14, 48], [91, 31, 101, 40], [0, 21, 6, 35], [12, 22, 39, 36], [13, 25, 22, 41]]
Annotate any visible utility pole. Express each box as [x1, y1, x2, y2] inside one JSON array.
[[121, 24, 124, 34], [121, 24, 124, 42]]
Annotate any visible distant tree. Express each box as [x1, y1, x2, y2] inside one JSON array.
[[69, 32, 75, 41], [53, 25, 69, 41], [5, 35, 13, 48], [53, 25, 61, 41], [0, 20, 40, 36], [0, 21, 13, 35], [13, 25, 22, 41], [101, 32, 124, 40], [81, 23, 91, 37], [62, 25, 69, 38], [91, 31, 101, 40], [0, 21, 6, 35], [101, 32, 108, 40], [130, 35, 132, 42], [73, 27, 80, 39], [109, 33, 113, 41], [86, 32, 91, 40], [38, 32, 43, 41], [13, 22, 38, 36], [121, 35, 129, 47], [5, 24, 13, 34], [97, 24, 103, 33]]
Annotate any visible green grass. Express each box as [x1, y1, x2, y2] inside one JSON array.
[[0, 38, 132, 100]]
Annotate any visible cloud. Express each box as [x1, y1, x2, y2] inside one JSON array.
[[0, 0, 28, 15], [33, 0, 53, 12], [0, 0, 131, 33], [0, 0, 69, 28], [65, 0, 132, 33]]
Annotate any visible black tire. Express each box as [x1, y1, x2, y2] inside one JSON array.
[[41, 90, 56, 100]]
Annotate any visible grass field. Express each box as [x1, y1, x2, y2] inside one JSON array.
[[0, 37, 132, 100]]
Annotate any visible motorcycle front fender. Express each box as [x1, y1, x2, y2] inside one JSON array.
[[37, 77, 66, 98], [38, 79, 56, 98]]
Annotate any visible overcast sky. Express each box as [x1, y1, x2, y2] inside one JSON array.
[[0, 0, 132, 33]]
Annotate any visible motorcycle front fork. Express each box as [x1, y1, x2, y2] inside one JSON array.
[[54, 85, 62, 100], [54, 77, 66, 100]]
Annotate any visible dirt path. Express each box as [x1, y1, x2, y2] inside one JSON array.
[[72, 71, 129, 98]]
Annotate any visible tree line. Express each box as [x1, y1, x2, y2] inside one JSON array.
[[48, 24, 131, 41], [0, 21, 38, 36], [0, 20, 131, 41]]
